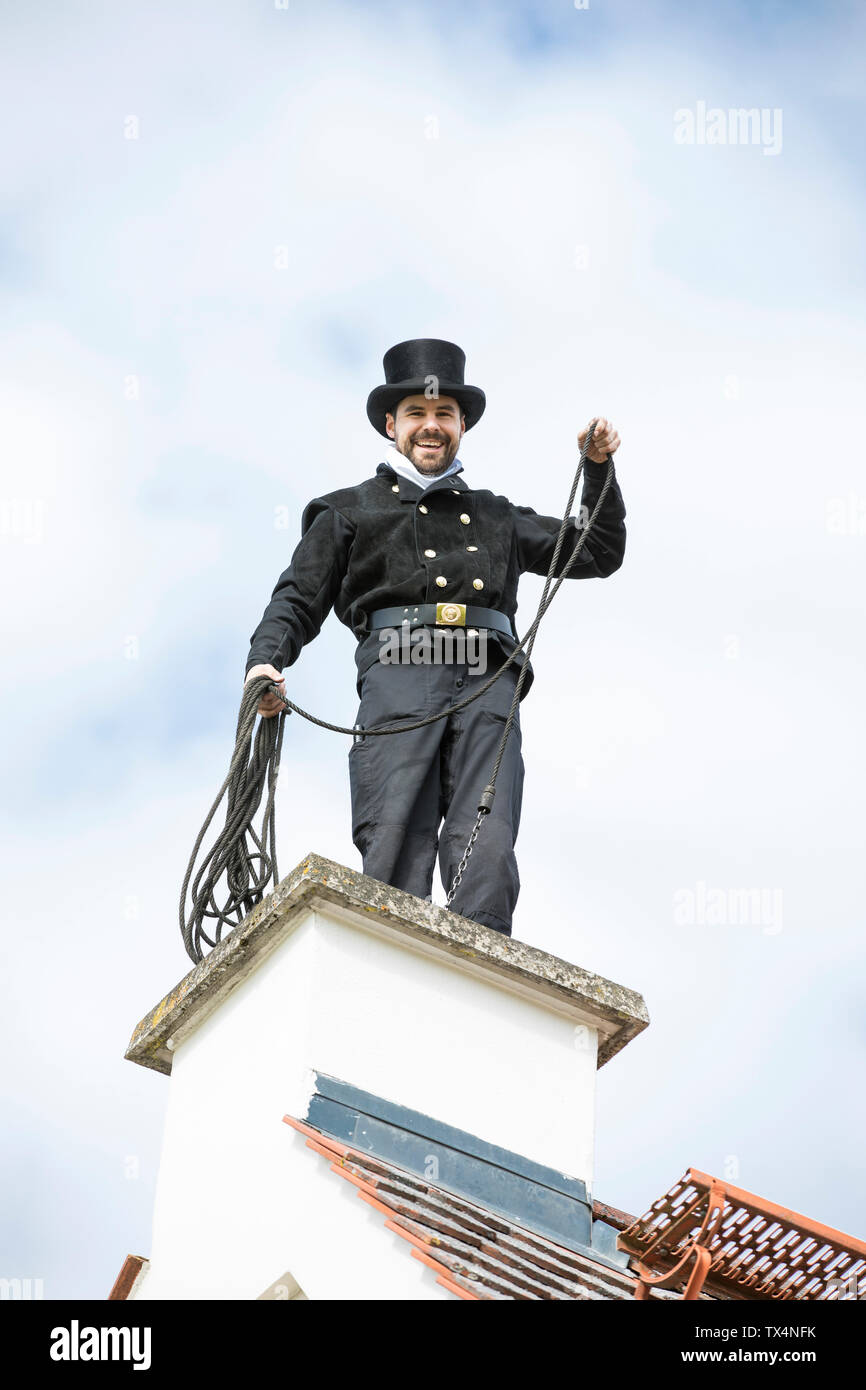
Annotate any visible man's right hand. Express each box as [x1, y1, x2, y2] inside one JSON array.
[[244, 663, 286, 719]]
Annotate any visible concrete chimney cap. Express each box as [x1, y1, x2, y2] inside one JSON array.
[[126, 853, 649, 1078]]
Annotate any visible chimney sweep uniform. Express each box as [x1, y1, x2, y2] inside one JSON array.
[[245, 340, 626, 936]]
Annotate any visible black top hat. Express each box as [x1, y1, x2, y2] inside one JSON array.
[[366, 338, 486, 437]]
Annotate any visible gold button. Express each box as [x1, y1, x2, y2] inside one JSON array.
[[459, 513, 470, 525], [418, 504, 428, 514], [391, 483, 399, 492], [466, 545, 478, 552], [473, 578, 484, 590], [424, 548, 436, 558], [435, 576, 447, 588]]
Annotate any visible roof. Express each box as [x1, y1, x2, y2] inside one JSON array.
[[284, 1114, 718, 1301], [108, 1255, 148, 1300], [619, 1168, 866, 1301]]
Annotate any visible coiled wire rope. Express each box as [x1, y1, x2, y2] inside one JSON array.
[[180, 423, 613, 962]]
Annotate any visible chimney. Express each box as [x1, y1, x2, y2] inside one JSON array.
[[125, 853, 648, 1299]]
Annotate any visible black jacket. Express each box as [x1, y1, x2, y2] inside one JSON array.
[[245, 457, 626, 699]]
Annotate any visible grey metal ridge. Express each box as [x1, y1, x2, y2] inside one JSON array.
[[304, 1073, 631, 1273]]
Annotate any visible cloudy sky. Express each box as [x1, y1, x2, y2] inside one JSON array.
[[1, 0, 864, 1298]]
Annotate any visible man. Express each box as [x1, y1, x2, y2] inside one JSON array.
[[244, 338, 625, 936]]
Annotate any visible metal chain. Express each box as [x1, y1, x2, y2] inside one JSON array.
[[180, 426, 613, 960], [446, 808, 487, 908], [445, 426, 614, 906]]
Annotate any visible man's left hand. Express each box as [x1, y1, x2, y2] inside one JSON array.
[[579, 417, 621, 463]]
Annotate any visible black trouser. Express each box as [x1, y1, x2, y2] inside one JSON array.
[[348, 647, 525, 935]]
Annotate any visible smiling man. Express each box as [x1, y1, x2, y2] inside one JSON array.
[[390, 393, 463, 470], [244, 338, 626, 936]]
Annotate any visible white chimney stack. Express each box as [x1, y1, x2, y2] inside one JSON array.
[[124, 853, 648, 1300]]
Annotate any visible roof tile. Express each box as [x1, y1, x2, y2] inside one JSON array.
[[283, 1112, 686, 1301]]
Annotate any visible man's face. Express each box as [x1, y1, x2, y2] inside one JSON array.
[[385, 394, 465, 475]]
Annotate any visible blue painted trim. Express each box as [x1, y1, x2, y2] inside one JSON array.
[[312, 1072, 588, 1203], [304, 1073, 630, 1272]]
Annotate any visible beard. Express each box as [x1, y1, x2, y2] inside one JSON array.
[[397, 429, 460, 475]]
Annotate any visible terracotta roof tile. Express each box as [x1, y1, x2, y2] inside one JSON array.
[[107, 1255, 148, 1301], [283, 1113, 691, 1301], [592, 1198, 637, 1231], [619, 1168, 866, 1301]]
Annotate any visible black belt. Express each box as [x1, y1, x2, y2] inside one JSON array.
[[368, 602, 514, 638]]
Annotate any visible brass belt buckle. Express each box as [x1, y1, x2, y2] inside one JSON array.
[[436, 601, 466, 626]]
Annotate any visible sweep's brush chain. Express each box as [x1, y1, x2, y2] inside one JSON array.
[[180, 425, 612, 962]]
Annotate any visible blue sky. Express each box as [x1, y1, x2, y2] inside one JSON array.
[[1, 0, 865, 1298]]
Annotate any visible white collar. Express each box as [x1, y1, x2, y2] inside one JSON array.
[[383, 442, 464, 491]]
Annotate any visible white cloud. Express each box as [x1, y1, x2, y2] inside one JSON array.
[[1, 0, 864, 1294]]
